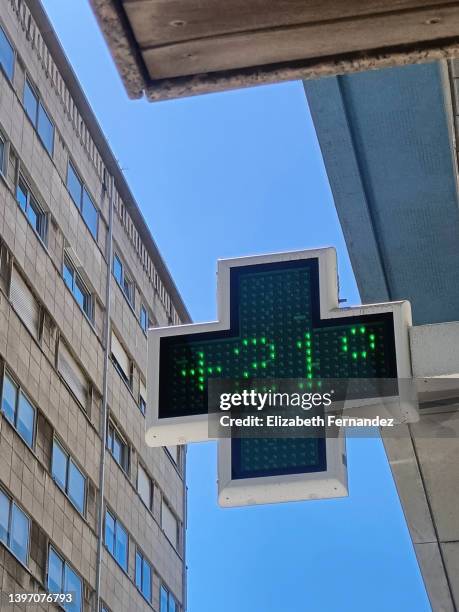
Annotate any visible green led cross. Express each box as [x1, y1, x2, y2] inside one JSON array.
[[158, 257, 397, 479]]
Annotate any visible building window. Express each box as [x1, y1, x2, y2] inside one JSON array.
[[135, 549, 152, 602], [0, 134, 5, 175], [161, 499, 179, 551], [47, 546, 82, 612], [160, 586, 177, 612], [67, 162, 98, 239], [23, 79, 54, 155], [165, 446, 179, 466], [113, 254, 134, 307], [52, 439, 86, 515], [110, 331, 132, 388], [58, 342, 89, 410], [140, 305, 148, 333], [0, 25, 14, 81], [16, 176, 46, 242], [139, 379, 146, 416], [104, 509, 128, 571], [1, 372, 35, 448], [107, 422, 129, 474], [0, 489, 30, 565], [9, 266, 40, 337], [137, 464, 152, 511], [63, 257, 92, 320]]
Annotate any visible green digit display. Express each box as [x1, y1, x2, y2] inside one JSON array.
[[158, 259, 397, 479]]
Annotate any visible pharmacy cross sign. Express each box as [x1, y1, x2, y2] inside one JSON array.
[[146, 248, 414, 507]]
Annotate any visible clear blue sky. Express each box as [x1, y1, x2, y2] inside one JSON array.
[[42, 2, 430, 610]]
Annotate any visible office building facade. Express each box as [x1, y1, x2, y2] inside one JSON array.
[[0, 0, 189, 610]]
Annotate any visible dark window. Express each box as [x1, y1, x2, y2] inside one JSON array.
[[160, 586, 178, 612], [47, 546, 82, 612], [113, 255, 123, 285], [1, 373, 35, 448], [107, 422, 129, 473], [0, 135, 5, 174], [23, 80, 37, 124], [140, 305, 148, 333], [0, 25, 14, 81], [37, 105, 54, 154], [66, 162, 98, 239], [23, 79, 54, 155], [82, 188, 98, 239], [63, 257, 92, 320], [139, 396, 146, 416], [135, 549, 152, 602], [104, 510, 128, 571], [15, 177, 46, 241], [0, 489, 30, 565], [51, 440, 86, 515], [113, 254, 134, 307], [67, 162, 82, 206]]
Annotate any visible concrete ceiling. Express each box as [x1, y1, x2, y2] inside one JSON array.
[[90, 0, 459, 101]]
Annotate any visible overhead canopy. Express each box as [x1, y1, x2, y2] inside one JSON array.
[[90, 0, 459, 100]]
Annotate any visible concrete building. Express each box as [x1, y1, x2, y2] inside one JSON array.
[[0, 1, 190, 611], [305, 62, 459, 610]]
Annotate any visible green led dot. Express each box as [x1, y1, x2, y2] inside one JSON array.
[[198, 351, 204, 358], [369, 334, 376, 341], [216, 366, 222, 373], [251, 338, 257, 345], [190, 369, 195, 375], [261, 361, 267, 368], [306, 349, 311, 356], [361, 351, 367, 358], [307, 356, 312, 363], [242, 339, 249, 346], [198, 360, 204, 367], [351, 328, 356, 335], [234, 348, 240, 355], [260, 337, 267, 344], [296, 341, 302, 349], [198, 376, 204, 382], [198, 384, 204, 392], [342, 336, 348, 343], [342, 345, 348, 352], [306, 341, 311, 348], [352, 352, 358, 360], [298, 382, 304, 389], [243, 371, 249, 379], [305, 332, 311, 339], [307, 364, 312, 372], [370, 342, 375, 350], [252, 362, 258, 369], [318, 381, 322, 388], [307, 373, 313, 380], [181, 369, 187, 377], [198, 368, 204, 374], [208, 367, 213, 374], [270, 353, 275, 360], [360, 326, 366, 334], [270, 344, 275, 350]]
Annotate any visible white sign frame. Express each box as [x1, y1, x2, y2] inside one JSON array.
[[217, 428, 347, 508], [146, 247, 414, 449]]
